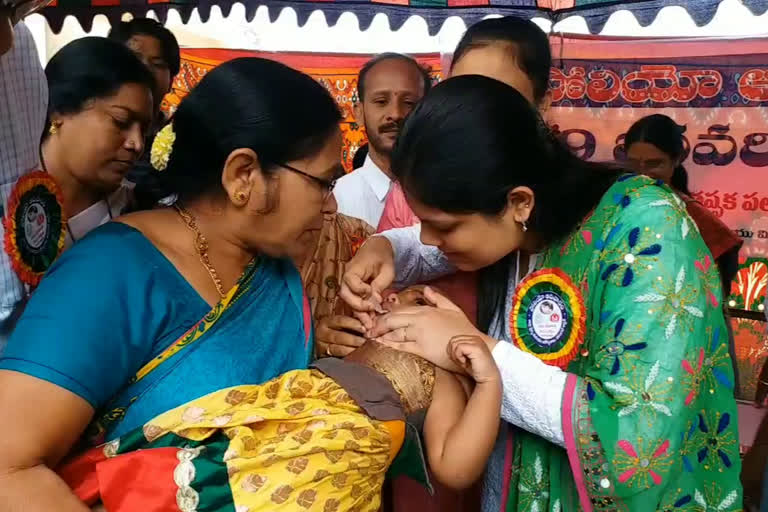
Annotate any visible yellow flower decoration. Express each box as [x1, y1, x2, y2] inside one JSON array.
[[150, 123, 176, 171]]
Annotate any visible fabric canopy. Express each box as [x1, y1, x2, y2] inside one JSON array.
[[38, 0, 768, 35]]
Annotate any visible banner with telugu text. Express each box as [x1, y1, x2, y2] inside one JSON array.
[[546, 36, 768, 315]]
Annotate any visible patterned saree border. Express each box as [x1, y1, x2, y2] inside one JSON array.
[[498, 427, 515, 512], [562, 373, 593, 512], [175, 446, 206, 512]]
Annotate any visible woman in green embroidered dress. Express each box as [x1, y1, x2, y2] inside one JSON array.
[[337, 76, 743, 511]]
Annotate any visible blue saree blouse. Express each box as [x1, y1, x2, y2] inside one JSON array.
[[0, 222, 313, 439]]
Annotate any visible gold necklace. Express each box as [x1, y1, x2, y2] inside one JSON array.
[[174, 204, 226, 298]]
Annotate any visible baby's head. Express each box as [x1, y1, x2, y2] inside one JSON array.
[[382, 285, 434, 313]]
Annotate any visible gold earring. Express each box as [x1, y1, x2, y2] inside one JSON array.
[[49, 124, 59, 135], [236, 191, 248, 204]]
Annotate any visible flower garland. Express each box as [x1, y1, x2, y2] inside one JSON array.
[[151, 123, 176, 171]]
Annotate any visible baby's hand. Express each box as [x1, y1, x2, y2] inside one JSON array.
[[448, 335, 499, 384]]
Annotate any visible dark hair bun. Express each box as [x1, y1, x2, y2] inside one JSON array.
[[154, 58, 341, 202]]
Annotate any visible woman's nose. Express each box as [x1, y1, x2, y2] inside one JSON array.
[[125, 124, 144, 154], [322, 192, 338, 214]]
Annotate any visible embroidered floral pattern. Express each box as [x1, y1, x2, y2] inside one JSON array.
[[598, 226, 662, 287], [614, 438, 673, 488], [597, 318, 648, 375], [634, 266, 703, 339], [604, 361, 674, 425], [693, 252, 722, 308], [694, 411, 737, 471], [648, 192, 693, 241], [517, 455, 550, 512], [681, 328, 734, 406], [692, 483, 740, 512]]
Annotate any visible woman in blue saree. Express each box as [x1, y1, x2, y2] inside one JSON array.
[[0, 57, 344, 510]]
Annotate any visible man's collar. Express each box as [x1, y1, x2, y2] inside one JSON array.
[[359, 155, 392, 202]]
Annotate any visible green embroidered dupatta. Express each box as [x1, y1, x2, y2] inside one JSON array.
[[502, 175, 742, 512]]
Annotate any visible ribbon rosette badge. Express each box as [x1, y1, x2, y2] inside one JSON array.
[[3, 171, 66, 287], [510, 268, 586, 369]]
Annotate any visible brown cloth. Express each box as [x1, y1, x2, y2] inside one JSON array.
[[344, 340, 436, 416], [300, 212, 375, 326]]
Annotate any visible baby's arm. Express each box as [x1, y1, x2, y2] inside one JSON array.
[[422, 337, 501, 489]]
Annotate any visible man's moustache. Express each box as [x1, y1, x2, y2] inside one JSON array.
[[379, 125, 400, 134]]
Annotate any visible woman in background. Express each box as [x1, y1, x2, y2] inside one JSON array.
[[40, 38, 154, 244], [0, 37, 154, 335], [108, 17, 181, 190], [625, 114, 742, 291]]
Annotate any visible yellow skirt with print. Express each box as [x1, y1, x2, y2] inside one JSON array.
[[59, 369, 406, 512]]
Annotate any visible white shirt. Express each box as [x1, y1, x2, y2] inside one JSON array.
[[65, 183, 133, 244], [333, 155, 391, 228], [0, 22, 48, 339]]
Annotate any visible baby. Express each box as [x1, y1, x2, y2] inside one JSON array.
[[62, 285, 501, 512]]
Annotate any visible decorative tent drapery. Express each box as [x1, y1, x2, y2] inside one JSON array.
[[37, 0, 768, 35]]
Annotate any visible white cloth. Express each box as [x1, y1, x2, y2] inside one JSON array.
[[64, 183, 133, 244], [379, 224, 566, 445], [333, 155, 391, 228], [0, 21, 47, 345]]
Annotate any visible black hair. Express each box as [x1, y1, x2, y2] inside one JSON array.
[[156, 57, 341, 203], [108, 18, 181, 78], [357, 53, 432, 102], [43, 37, 155, 138], [391, 75, 619, 334], [625, 114, 690, 195], [451, 16, 551, 105], [352, 143, 369, 170]]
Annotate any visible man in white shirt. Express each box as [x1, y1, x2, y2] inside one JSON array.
[[334, 53, 431, 228], [0, 4, 48, 352]]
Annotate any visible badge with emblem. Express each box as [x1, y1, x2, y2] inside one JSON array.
[[510, 268, 586, 369], [3, 171, 66, 287]]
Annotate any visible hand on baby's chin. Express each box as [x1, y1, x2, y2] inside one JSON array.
[[363, 287, 479, 374], [352, 310, 375, 331]]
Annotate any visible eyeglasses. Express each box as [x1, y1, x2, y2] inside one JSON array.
[[277, 162, 342, 200]]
